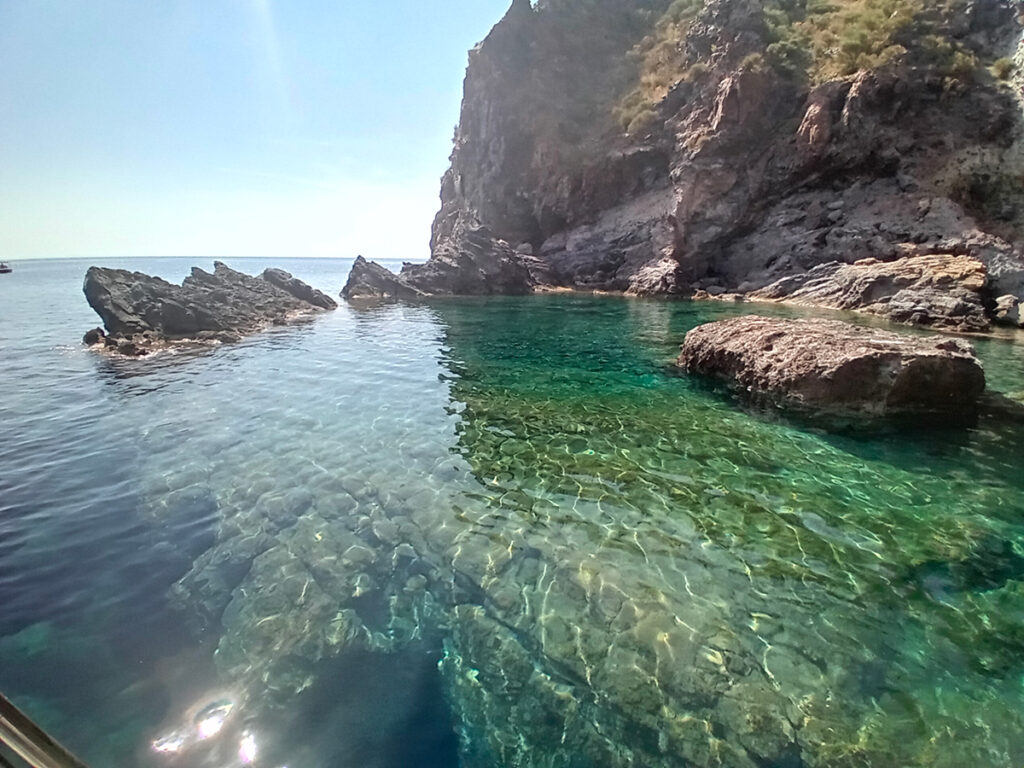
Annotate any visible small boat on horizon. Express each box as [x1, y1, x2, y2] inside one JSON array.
[[0, 262, 11, 274]]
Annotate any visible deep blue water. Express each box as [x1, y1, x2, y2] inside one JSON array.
[[3, 258, 1024, 768]]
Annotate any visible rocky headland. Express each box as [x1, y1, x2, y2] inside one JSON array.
[[83, 262, 336, 356], [325, 8, 1024, 758], [677, 315, 986, 420], [343, 0, 1024, 332]]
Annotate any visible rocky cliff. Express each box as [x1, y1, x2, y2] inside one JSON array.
[[344, 0, 1024, 331]]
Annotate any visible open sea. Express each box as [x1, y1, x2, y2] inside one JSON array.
[[2, 257, 1024, 768]]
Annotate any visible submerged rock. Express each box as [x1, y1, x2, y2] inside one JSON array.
[[748, 254, 991, 332], [152, 294, 1024, 768], [83, 262, 336, 355], [677, 315, 985, 421]]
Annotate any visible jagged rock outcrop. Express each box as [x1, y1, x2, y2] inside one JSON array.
[[748, 253, 991, 331], [343, 0, 1024, 330], [83, 262, 336, 355], [342, 257, 426, 300], [262, 268, 338, 310], [342, 221, 539, 300], [677, 315, 986, 421]]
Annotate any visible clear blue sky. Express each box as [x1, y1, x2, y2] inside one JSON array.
[[0, 0, 511, 259]]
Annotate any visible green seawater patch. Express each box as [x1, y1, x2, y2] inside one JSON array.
[[430, 295, 1024, 766]]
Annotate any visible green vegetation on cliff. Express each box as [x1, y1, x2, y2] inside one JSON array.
[[617, 0, 998, 133], [994, 56, 1016, 79], [766, 0, 920, 80], [614, 0, 706, 132]]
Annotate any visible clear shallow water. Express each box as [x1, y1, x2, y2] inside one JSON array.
[[2, 258, 1024, 767]]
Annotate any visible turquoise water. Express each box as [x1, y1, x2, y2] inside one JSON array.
[[2, 258, 1024, 767]]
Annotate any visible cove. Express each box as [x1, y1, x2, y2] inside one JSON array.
[[2, 259, 1024, 767]]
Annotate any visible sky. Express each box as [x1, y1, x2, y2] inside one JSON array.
[[0, 0, 511, 260]]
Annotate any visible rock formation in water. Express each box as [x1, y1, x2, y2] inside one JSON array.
[[343, 0, 1024, 331], [677, 315, 986, 420], [342, 256, 427, 300], [83, 262, 336, 355]]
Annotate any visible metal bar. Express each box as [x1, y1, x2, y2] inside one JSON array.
[[0, 694, 88, 768]]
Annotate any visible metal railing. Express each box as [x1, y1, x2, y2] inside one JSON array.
[[0, 694, 87, 768]]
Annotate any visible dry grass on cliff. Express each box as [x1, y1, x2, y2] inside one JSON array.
[[616, 0, 925, 131], [616, 0, 986, 133], [614, 0, 705, 132], [772, 0, 920, 80], [993, 57, 1016, 80], [779, 0, 987, 83]]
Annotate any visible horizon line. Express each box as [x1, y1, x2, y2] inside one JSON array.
[[5, 254, 421, 262]]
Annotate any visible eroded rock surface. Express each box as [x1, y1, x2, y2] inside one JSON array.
[[262, 268, 338, 310], [83, 262, 336, 355], [748, 253, 991, 332], [994, 293, 1023, 326], [677, 315, 985, 420]]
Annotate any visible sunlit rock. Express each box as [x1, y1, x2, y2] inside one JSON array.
[[748, 254, 991, 332], [677, 315, 986, 422]]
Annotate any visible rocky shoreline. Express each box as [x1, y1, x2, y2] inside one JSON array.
[[321, 4, 1024, 753], [83, 262, 336, 356], [341, 0, 1024, 335]]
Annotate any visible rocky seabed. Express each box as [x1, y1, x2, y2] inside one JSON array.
[[126, 300, 1024, 768]]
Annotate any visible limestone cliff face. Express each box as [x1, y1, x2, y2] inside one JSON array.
[[344, 0, 1024, 329]]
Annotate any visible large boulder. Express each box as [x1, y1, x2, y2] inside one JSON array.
[[83, 262, 336, 355], [677, 315, 985, 422], [748, 254, 991, 332]]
